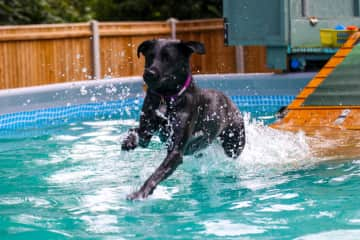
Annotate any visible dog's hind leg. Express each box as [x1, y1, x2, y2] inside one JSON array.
[[220, 125, 245, 158]]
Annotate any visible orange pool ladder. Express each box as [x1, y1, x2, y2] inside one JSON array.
[[271, 31, 360, 159]]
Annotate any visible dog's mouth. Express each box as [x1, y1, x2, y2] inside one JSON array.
[[144, 74, 177, 92], [143, 77, 161, 90], [143, 68, 161, 88]]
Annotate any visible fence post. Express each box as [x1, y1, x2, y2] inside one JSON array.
[[90, 20, 101, 80], [167, 18, 179, 39], [235, 46, 245, 73]]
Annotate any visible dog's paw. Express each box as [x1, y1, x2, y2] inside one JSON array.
[[126, 190, 148, 200], [121, 131, 139, 151]]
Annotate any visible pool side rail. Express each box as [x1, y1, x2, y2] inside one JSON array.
[[271, 31, 360, 159]]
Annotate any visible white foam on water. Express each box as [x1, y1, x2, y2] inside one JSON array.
[[190, 114, 313, 175], [149, 186, 179, 200], [83, 119, 138, 127], [189, 114, 313, 172], [48, 169, 94, 184], [258, 203, 304, 212], [46, 113, 315, 203], [229, 200, 252, 209], [79, 187, 127, 213], [349, 219, 360, 224], [0, 197, 25, 205], [182, 114, 315, 191], [50, 135, 80, 141], [314, 211, 336, 219], [238, 113, 312, 168], [238, 175, 291, 191], [258, 192, 299, 201], [353, 160, 360, 165], [295, 230, 360, 240], [11, 214, 43, 226], [330, 175, 350, 183], [202, 219, 265, 236], [80, 214, 121, 234]]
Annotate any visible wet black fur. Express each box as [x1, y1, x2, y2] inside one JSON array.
[[122, 39, 245, 200]]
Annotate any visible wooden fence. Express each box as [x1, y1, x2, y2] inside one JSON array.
[[0, 19, 272, 89]]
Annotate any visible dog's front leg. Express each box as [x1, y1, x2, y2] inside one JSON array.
[[126, 149, 183, 200], [127, 112, 192, 200], [121, 95, 159, 151], [121, 122, 154, 150]]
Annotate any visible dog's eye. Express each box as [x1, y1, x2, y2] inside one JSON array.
[[147, 53, 155, 60]]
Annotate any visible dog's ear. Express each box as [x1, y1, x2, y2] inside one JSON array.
[[182, 41, 206, 55], [137, 40, 155, 58]]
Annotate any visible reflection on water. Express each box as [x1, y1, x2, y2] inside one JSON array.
[[307, 127, 360, 160]]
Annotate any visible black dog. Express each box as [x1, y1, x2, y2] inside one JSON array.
[[122, 39, 245, 200]]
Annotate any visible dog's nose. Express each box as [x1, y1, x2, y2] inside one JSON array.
[[143, 68, 160, 82]]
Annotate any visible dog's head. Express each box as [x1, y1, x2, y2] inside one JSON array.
[[137, 39, 205, 93]]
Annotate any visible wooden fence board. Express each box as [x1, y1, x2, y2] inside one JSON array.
[[0, 19, 273, 89]]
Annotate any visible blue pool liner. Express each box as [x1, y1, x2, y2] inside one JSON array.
[[0, 73, 314, 131]]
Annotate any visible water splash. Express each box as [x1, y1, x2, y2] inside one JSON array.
[[239, 113, 312, 168], [45, 114, 315, 202], [188, 113, 313, 175]]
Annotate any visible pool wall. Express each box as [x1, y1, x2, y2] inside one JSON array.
[[0, 73, 314, 130]]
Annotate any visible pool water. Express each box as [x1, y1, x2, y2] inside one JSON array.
[[1, 106, 360, 240]]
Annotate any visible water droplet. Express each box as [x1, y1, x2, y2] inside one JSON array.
[[80, 86, 88, 96]]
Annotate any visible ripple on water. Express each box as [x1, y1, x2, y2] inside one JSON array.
[[258, 203, 304, 212], [1, 113, 360, 239], [80, 214, 121, 234], [202, 220, 265, 237], [295, 230, 360, 240]]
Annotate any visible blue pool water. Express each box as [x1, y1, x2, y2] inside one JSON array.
[[0, 104, 360, 240]]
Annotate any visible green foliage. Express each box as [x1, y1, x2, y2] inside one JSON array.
[[0, 0, 222, 25], [0, 0, 94, 25], [92, 0, 222, 21]]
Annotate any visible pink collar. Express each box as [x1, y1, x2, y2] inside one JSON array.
[[150, 74, 192, 102]]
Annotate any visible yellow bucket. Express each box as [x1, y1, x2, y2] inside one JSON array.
[[320, 28, 356, 47]]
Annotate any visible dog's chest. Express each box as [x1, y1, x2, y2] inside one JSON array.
[[155, 102, 168, 121], [154, 102, 174, 142]]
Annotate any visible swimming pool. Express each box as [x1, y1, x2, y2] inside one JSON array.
[[1, 73, 360, 239]]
